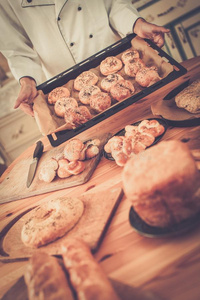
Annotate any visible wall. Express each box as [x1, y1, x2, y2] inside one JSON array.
[[132, 0, 200, 62]]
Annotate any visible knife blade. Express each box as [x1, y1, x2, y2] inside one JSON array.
[[26, 140, 44, 188]]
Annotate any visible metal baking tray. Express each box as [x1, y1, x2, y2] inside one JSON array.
[[36, 33, 187, 147]]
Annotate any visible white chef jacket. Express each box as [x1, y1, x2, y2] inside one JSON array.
[[0, 0, 140, 85]]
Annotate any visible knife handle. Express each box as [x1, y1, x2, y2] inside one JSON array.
[[33, 141, 44, 159]]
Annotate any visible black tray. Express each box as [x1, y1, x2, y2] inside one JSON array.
[[104, 118, 168, 161], [37, 33, 187, 147], [129, 206, 200, 238]]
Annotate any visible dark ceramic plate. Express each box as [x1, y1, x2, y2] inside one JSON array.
[[129, 206, 200, 238], [104, 118, 168, 161]]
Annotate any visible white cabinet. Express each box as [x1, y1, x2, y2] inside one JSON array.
[[0, 110, 42, 165], [0, 75, 42, 166]]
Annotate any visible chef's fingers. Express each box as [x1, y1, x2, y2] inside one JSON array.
[[152, 32, 165, 48], [19, 102, 35, 117], [14, 77, 38, 109]]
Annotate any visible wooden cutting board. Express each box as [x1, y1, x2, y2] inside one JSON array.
[[1, 275, 160, 300], [0, 187, 123, 259], [0, 134, 110, 204]]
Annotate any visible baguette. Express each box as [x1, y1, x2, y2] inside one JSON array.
[[61, 238, 120, 300], [24, 239, 120, 300], [24, 250, 74, 300]]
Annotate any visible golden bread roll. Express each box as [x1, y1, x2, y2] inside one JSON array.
[[74, 71, 98, 91], [135, 66, 161, 87], [122, 140, 200, 227], [121, 48, 140, 63], [124, 58, 145, 77], [110, 79, 135, 101], [100, 56, 122, 76], [54, 97, 78, 118], [48, 86, 70, 104], [79, 85, 101, 105]]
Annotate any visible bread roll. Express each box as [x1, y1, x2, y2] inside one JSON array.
[[62, 238, 120, 300], [122, 140, 200, 227], [24, 251, 74, 300]]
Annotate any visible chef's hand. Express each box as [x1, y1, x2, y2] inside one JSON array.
[[14, 77, 38, 116], [133, 18, 170, 48]]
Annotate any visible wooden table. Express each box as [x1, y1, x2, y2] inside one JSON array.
[[0, 56, 200, 300]]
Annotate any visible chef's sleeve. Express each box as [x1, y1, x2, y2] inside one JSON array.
[[0, 2, 45, 85], [107, 0, 141, 37]]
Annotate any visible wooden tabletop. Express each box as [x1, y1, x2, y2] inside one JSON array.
[[0, 56, 200, 300]]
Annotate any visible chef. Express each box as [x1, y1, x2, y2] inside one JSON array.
[[0, 0, 169, 116]]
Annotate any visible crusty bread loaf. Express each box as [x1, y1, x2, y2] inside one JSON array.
[[62, 238, 120, 300], [24, 251, 74, 300], [175, 79, 200, 113], [122, 140, 200, 227], [24, 239, 120, 300]]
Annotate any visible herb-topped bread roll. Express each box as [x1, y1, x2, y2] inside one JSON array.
[[122, 140, 200, 228], [175, 79, 200, 114]]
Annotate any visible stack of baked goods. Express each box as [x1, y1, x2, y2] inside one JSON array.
[[24, 238, 120, 300], [104, 119, 165, 166], [39, 138, 100, 183], [122, 140, 200, 228], [45, 46, 161, 130]]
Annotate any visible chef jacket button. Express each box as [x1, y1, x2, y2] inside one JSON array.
[[27, 0, 32, 3], [89, 34, 93, 38], [70, 42, 74, 47], [78, 6, 82, 11], [58, 16, 61, 21]]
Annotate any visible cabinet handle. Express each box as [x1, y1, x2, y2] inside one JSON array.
[[12, 125, 24, 139]]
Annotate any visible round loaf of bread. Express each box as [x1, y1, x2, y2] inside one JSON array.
[[175, 79, 200, 114], [122, 140, 200, 227], [21, 197, 84, 248]]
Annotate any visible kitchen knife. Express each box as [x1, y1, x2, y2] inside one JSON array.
[[26, 140, 44, 188]]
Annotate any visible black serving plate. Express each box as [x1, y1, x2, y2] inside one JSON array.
[[129, 206, 200, 238], [104, 118, 168, 161]]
